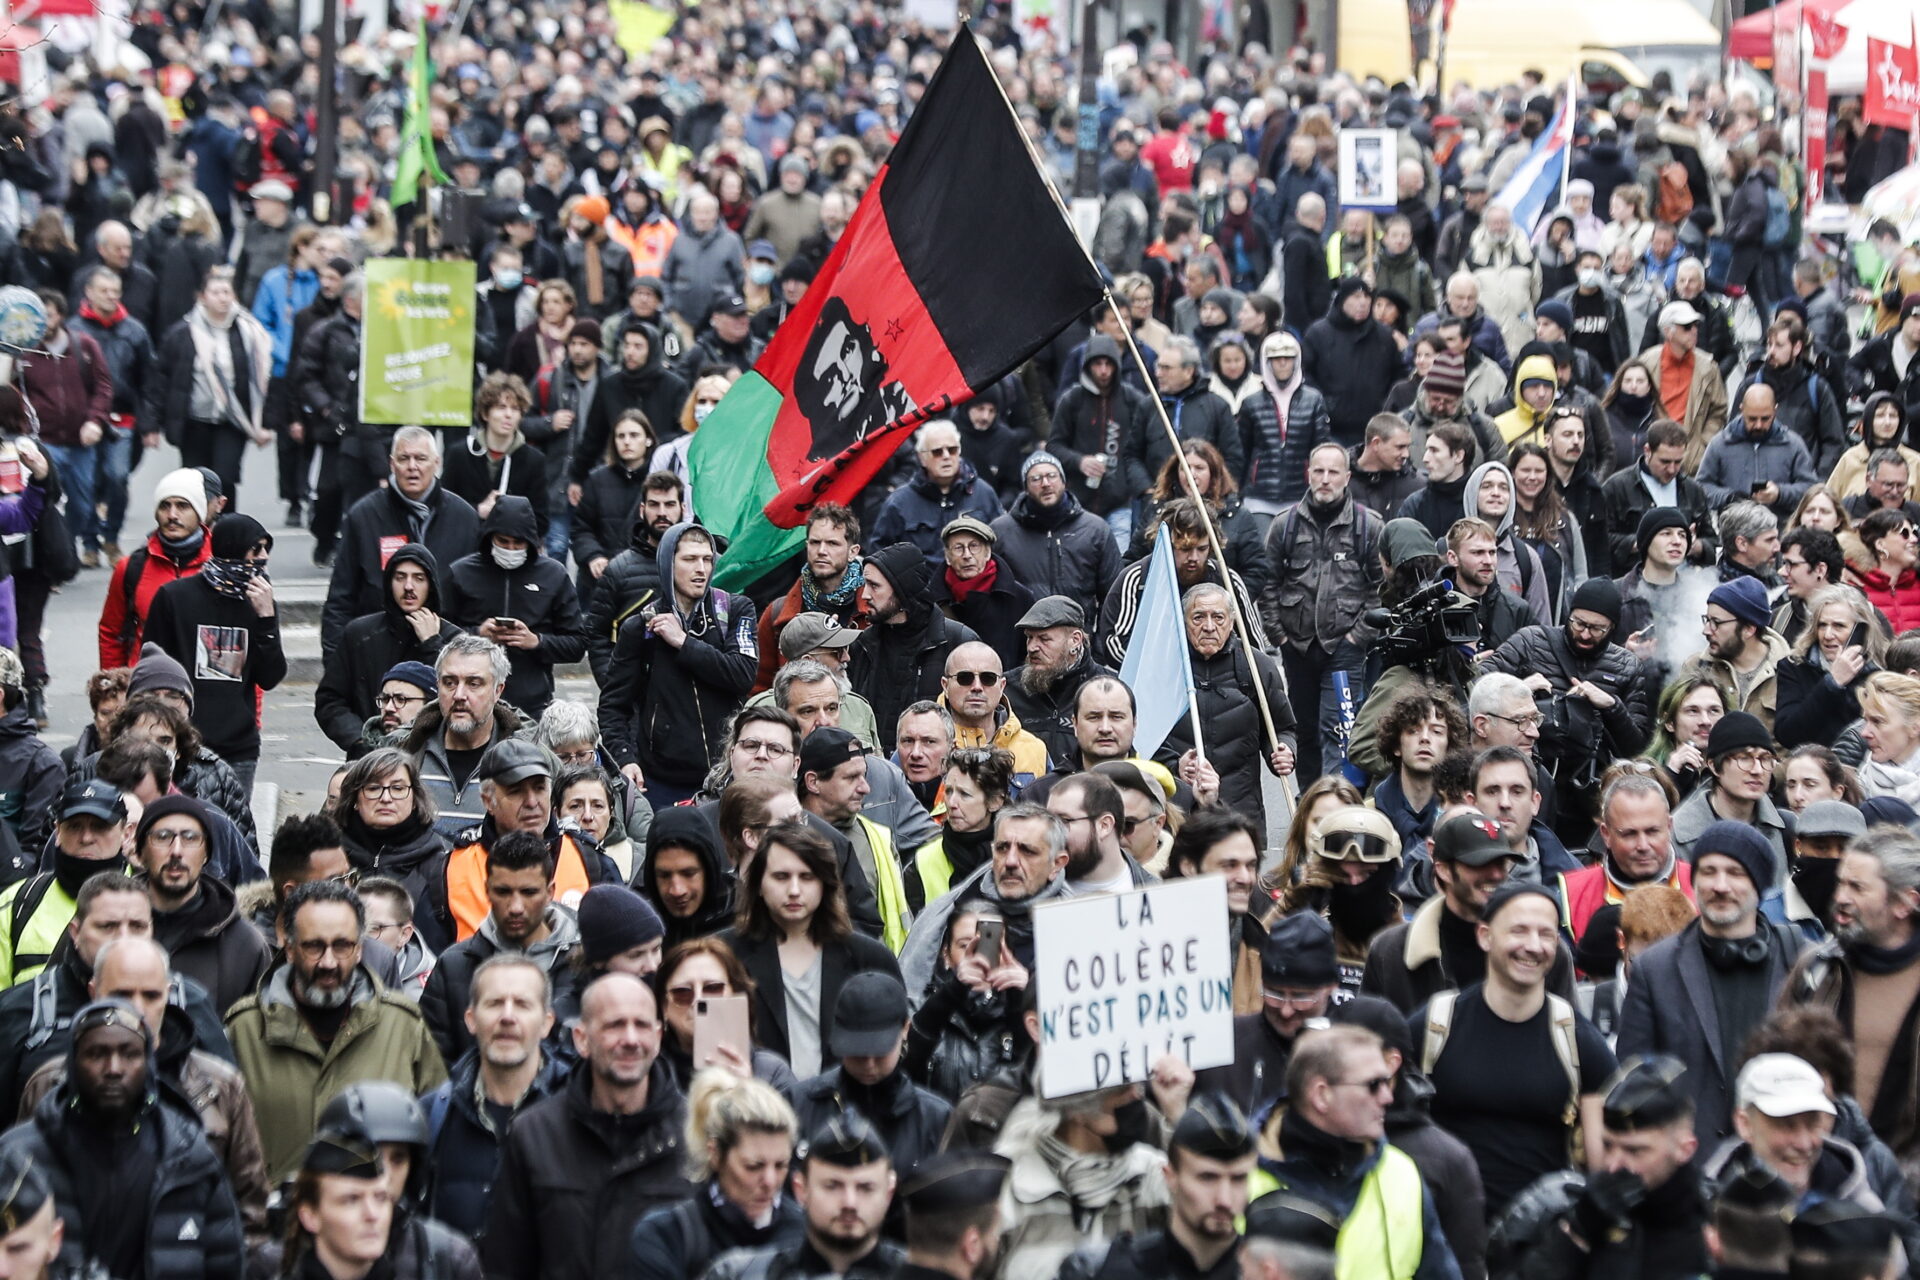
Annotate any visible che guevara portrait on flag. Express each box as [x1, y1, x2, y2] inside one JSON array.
[[795, 295, 917, 462]]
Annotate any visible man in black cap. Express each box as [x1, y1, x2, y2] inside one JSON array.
[[849, 542, 979, 753], [1613, 503, 1711, 647], [0, 779, 131, 988], [1497, 1055, 1709, 1279], [1481, 574, 1653, 832], [1065, 1094, 1256, 1280], [283, 1130, 397, 1280], [1416, 881, 1616, 1215], [140, 512, 286, 793], [897, 1152, 1010, 1280], [1363, 809, 1577, 1013], [1004, 597, 1118, 768], [0, 999, 244, 1279], [1789, 1200, 1901, 1280], [794, 971, 951, 1175], [1250, 1024, 1460, 1280], [799, 725, 912, 950], [1193, 912, 1339, 1115], [707, 1112, 904, 1280], [1707, 1152, 1797, 1277]]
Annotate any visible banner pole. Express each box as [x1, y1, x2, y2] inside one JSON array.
[[1102, 290, 1287, 769]]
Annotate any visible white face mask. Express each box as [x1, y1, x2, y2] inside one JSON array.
[[1578, 268, 1603, 290], [694, 404, 714, 423], [492, 545, 529, 570]]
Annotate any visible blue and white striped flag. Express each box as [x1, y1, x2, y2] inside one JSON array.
[[1493, 76, 1576, 235]]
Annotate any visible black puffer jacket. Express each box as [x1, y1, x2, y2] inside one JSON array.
[[0, 704, 61, 864], [573, 328, 690, 482], [291, 308, 363, 443], [1238, 376, 1331, 506], [0, 1065, 244, 1280], [441, 427, 551, 539], [1300, 286, 1403, 445], [441, 495, 589, 718], [792, 1064, 952, 1176], [599, 522, 759, 786], [848, 548, 980, 753], [315, 542, 463, 754], [990, 492, 1123, 621], [1153, 636, 1297, 833], [323, 483, 481, 652], [1481, 623, 1654, 778], [587, 508, 668, 683], [335, 810, 453, 951], [638, 807, 734, 949], [479, 1060, 691, 1280]]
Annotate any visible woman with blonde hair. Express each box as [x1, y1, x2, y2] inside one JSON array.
[[1117, 271, 1172, 352], [650, 372, 731, 492], [1787, 482, 1854, 536], [1776, 585, 1885, 749], [1857, 670, 1920, 803], [505, 279, 578, 382], [629, 1070, 803, 1280]]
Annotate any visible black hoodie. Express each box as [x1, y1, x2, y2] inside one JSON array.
[[572, 321, 689, 483], [571, 458, 652, 603], [639, 807, 735, 949], [587, 499, 672, 683], [314, 542, 465, 754], [441, 495, 589, 718]]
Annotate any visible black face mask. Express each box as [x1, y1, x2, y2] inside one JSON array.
[[1792, 856, 1841, 923], [1615, 390, 1653, 419], [1521, 119, 1544, 139], [1328, 863, 1400, 939], [1104, 1097, 1152, 1153]]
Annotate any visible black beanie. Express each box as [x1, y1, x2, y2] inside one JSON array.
[[210, 513, 271, 560], [1635, 506, 1689, 561], [576, 885, 664, 965], [1569, 576, 1622, 630], [868, 541, 931, 602]]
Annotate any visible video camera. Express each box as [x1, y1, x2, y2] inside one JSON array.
[[1361, 577, 1480, 676]]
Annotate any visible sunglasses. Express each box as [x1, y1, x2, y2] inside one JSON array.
[[948, 670, 1001, 687], [665, 980, 730, 1007]]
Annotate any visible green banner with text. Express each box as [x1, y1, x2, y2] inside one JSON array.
[[358, 258, 477, 427]]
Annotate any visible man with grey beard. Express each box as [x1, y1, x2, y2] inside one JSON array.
[[1003, 597, 1114, 765], [225, 879, 447, 1179]]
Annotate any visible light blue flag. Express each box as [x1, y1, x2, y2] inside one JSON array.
[[1119, 531, 1198, 758]]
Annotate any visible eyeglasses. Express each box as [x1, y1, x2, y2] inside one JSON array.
[[1333, 1075, 1396, 1095], [736, 738, 794, 757], [665, 980, 731, 1006], [1122, 812, 1163, 836], [1567, 617, 1611, 638], [376, 692, 425, 707], [1781, 555, 1810, 570], [922, 445, 960, 458], [948, 670, 1001, 687], [1486, 710, 1544, 731], [148, 828, 204, 848], [1262, 988, 1326, 1009], [1702, 613, 1739, 631], [294, 938, 359, 961], [555, 747, 599, 765], [1723, 749, 1778, 770], [360, 782, 413, 800]]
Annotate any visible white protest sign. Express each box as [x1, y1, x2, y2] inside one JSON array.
[[1031, 875, 1235, 1098]]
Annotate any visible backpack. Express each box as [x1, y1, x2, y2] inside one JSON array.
[[1655, 161, 1694, 226], [1763, 186, 1792, 249], [116, 545, 150, 653], [230, 126, 263, 193], [1423, 988, 1586, 1164]]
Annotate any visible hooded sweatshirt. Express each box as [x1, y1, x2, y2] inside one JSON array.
[[599, 522, 759, 785], [441, 495, 588, 717], [1493, 353, 1561, 447], [315, 542, 464, 754], [1465, 459, 1553, 625], [640, 807, 735, 949]]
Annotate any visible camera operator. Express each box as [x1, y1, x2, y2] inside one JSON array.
[[1347, 518, 1483, 780], [1480, 577, 1653, 841]]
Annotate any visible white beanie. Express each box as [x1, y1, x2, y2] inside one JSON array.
[[153, 468, 208, 523]]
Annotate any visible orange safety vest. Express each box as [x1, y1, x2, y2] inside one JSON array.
[[444, 832, 594, 941]]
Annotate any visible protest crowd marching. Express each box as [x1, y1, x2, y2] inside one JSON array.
[[3, 0, 1920, 1277]]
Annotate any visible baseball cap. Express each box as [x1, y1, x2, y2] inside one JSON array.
[[250, 179, 294, 202], [800, 726, 864, 778], [828, 971, 910, 1057], [59, 779, 126, 824], [1431, 810, 1512, 866], [715, 293, 750, 317], [479, 740, 553, 786], [1658, 300, 1700, 329], [1736, 1053, 1836, 1118], [747, 239, 779, 261], [778, 612, 861, 660]]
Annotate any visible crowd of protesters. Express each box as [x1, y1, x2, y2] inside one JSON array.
[[0, 1, 1911, 1278]]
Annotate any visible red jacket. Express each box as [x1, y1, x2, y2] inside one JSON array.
[[1851, 563, 1920, 635], [19, 329, 112, 446], [97, 531, 213, 668], [1560, 858, 1695, 961]]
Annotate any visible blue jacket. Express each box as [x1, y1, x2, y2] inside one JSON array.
[[252, 264, 321, 375], [422, 1046, 569, 1239], [870, 463, 1005, 568]]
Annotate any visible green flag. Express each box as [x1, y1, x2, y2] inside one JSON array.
[[391, 20, 449, 211]]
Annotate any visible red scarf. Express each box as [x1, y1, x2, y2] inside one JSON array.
[[944, 558, 999, 602], [78, 300, 126, 327]]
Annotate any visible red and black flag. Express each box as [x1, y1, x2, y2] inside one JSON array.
[[689, 28, 1106, 588]]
